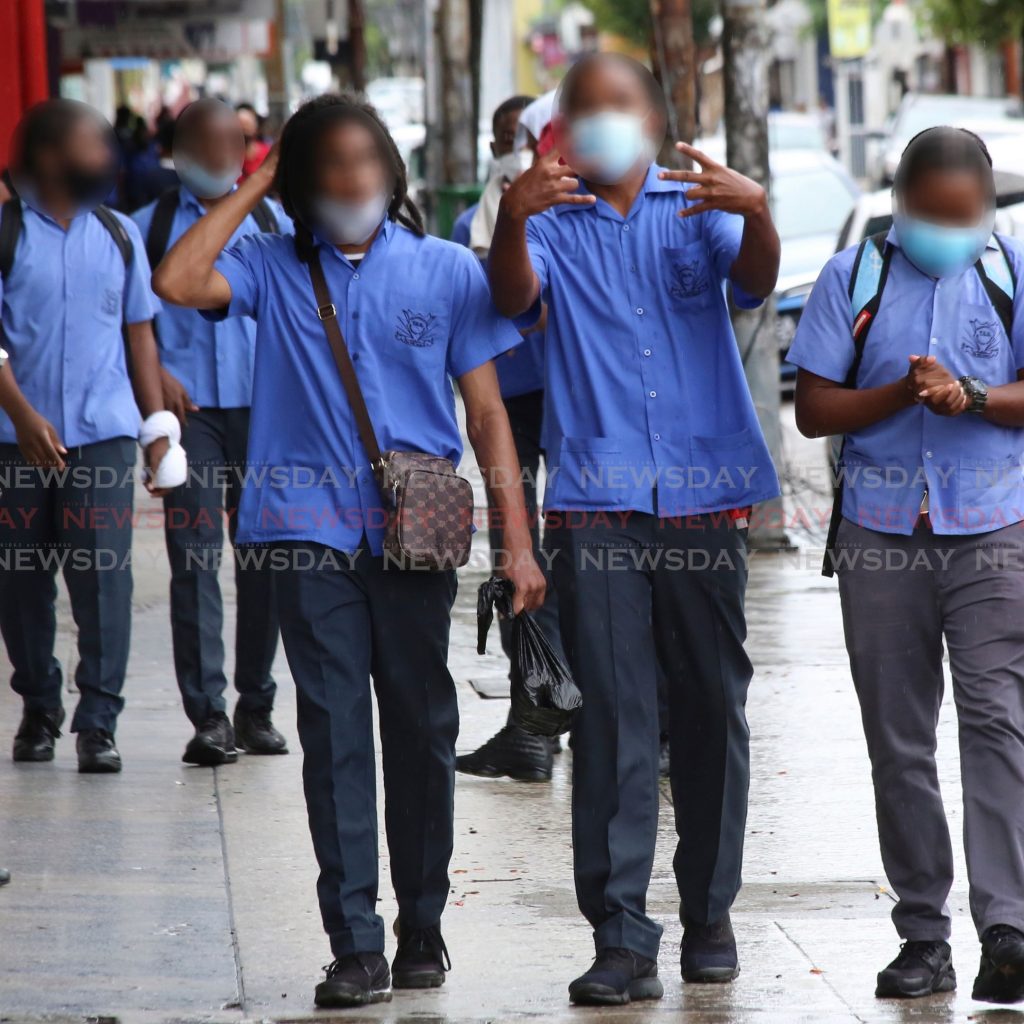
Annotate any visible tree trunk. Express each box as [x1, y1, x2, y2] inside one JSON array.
[[650, 0, 697, 166], [722, 0, 789, 550], [437, 0, 476, 185], [348, 0, 367, 93]]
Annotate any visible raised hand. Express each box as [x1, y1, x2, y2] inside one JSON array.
[[500, 148, 597, 221], [907, 355, 969, 417], [659, 142, 768, 220]]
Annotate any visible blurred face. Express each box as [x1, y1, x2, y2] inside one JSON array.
[[491, 109, 522, 158], [564, 59, 650, 122], [237, 107, 260, 143], [314, 120, 390, 205], [27, 110, 117, 210], [177, 106, 245, 176], [899, 168, 988, 228]]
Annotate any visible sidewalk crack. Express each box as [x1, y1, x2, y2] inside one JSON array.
[[214, 767, 247, 1013]]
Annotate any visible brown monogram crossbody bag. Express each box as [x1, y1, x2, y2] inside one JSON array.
[[300, 239, 474, 570]]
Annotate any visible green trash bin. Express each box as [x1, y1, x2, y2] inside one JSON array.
[[434, 183, 484, 241]]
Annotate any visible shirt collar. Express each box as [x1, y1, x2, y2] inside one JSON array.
[[314, 215, 395, 261], [554, 162, 671, 216], [179, 184, 239, 215]]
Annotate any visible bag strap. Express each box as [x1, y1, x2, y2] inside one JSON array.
[[146, 186, 181, 268], [0, 198, 24, 280], [296, 236, 384, 470], [974, 233, 1016, 340], [93, 205, 133, 269], [250, 198, 279, 234]]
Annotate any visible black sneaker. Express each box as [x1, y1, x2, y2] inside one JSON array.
[[973, 925, 1024, 1003], [314, 953, 392, 1008], [568, 947, 664, 1006], [455, 723, 552, 782], [76, 729, 122, 774], [876, 940, 955, 998], [681, 914, 740, 982], [182, 712, 238, 766], [233, 707, 288, 755], [391, 924, 451, 989], [0, 867, 10, 887], [12, 707, 65, 762]]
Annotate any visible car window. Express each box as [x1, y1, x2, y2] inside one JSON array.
[[770, 122, 825, 151], [774, 169, 857, 240]]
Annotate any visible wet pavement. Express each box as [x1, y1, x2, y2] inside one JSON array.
[[0, 408, 1017, 1023]]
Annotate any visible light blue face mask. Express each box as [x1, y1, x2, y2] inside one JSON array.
[[313, 191, 388, 246], [892, 210, 994, 279], [569, 111, 649, 185], [174, 154, 240, 200]]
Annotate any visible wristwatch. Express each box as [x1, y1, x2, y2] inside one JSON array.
[[959, 375, 989, 414]]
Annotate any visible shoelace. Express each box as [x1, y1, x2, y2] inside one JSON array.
[[322, 953, 377, 979], [893, 940, 946, 968], [399, 925, 452, 972]]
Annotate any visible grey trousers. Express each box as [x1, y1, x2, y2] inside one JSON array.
[[836, 519, 1024, 940]]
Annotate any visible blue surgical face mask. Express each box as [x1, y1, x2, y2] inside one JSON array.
[[569, 111, 649, 185], [174, 154, 240, 199], [313, 190, 388, 246], [892, 208, 994, 279]]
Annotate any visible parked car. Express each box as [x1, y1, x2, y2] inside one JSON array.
[[771, 150, 861, 387], [695, 110, 830, 164], [873, 93, 1024, 185]]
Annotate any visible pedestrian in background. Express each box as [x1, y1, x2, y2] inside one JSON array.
[[791, 126, 1024, 1005], [236, 103, 270, 181], [0, 100, 174, 773], [152, 93, 545, 1009], [488, 52, 781, 1004], [133, 99, 292, 767]]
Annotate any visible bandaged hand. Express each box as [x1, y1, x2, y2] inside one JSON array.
[[138, 410, 188, 491]]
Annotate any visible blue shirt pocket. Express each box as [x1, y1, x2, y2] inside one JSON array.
[[386, 291, 450, 368], [956, 453, 1024, 532], [687, 428, 760, 508], [663, 241, 715, 311], [956, 301, 1010, 377], [550, 436, 632, 509]]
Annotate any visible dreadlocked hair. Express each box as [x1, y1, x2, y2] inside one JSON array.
[[274, 92, 425, 247]]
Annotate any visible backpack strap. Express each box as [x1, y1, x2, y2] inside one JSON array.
[[250, 198, 279, 234], [823, 231, 894, 578], [974, 233, 1016, 340], [846, 230, 893, 387], [0, 198, 24, 280], [145, 186, 181, 269], [93, 205, 133, 269]]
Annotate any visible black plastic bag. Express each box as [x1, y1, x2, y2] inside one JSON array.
[[476, 576, 582, 737]]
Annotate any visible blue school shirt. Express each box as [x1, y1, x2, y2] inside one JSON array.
[[204, 219, 521, 554], [132, 187, 292, 409], [523, 162, 780, 516], [788, 229, 1024, 535], [0, 200, 158, 447]]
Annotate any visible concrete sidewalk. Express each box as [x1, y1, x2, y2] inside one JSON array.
[[0, 413, 1007, 1023]]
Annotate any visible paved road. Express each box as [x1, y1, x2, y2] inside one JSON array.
[[0, 411, 1004, 1023]]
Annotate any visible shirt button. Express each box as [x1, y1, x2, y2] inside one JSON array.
[[643, 348, 652, 356], [653, 432, 661, 441], [353, 273, 360, 280], [623, 224, 630, 232], [649, 390, 657, 398], [636, 307, 644, 316], [631, 264, 638, 272], [925, 451, 933, 459]]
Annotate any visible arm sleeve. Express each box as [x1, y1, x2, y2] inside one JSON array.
[[701, 204, 761, 311], [199, 234, 262, 322], [785, 252, 856, 384], [120, 214, 161, 325], [447, 246, 523, 379], [511, 215, 550, 330], [1007, 242, 1024, 371]]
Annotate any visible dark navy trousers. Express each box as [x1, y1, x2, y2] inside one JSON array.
[[547, 510, 752, 960], [272, 542, 459, 957], [0, 438, 135, 733], [163, 408, 278, 726]]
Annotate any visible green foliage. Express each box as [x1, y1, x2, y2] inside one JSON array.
[[919, 0, 1024, 49], [582, 0, 719, 47]]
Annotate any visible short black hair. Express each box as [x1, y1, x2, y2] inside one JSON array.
[[492, 95, 534, 138], [894, 126, 994, 197], [274, 93, 424, 239], [558, 51, 664, 117], [15, 99, 108, 178]]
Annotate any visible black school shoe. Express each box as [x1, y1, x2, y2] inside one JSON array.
[[13, 706, 65, 762], [76, 729, 122, 774], [973, 925, 1024, 1003], [875, 940, 955, 998], [455, 722, 552, 782], [233, 707, 288, 755], [315, 953, 392, 1008], [392, 924, 451, 989], [681, 914, 740, 982], [182, 712, 238, 766], [568, 948, 664, 1006]]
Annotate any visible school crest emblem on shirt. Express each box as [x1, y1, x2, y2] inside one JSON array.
[[668, 259, 709, 299], [102, 288, 121, 316], [961, 317, 1000, 359], [395, 308, 439, 348]]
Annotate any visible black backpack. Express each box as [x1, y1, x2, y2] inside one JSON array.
[[144, 185, 278, 269]]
